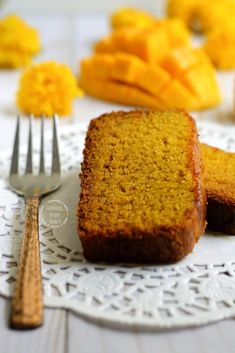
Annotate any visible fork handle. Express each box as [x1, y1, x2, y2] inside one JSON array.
[[10, 195, 43, 329]]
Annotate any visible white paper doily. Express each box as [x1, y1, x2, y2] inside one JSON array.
[[1, 120, 235, 330]]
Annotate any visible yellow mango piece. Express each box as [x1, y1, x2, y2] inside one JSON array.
[[111, 7, 156, 30], [80, 73, 162, 109], [161, 47, 198, 76], [179, 48, 221, 108], [138, 65, 171, 96], [158, 18, 191, 47], [80, 53, 145, 85], [94, 36, 116, 54], [182, 66, 220, 109], [159, 80, 199, 110], [160, 46, 220, 109], [111, 7, 190, 47], [94, 27, 170, 64], [81, 40, 220, 111], [167, 0, 202, 30], [80, 55, 113, 78], [80, 53, 171, 97]]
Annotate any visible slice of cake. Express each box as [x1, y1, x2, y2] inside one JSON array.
[[202, 143, 235, 234], [78, 109, 206, 263]]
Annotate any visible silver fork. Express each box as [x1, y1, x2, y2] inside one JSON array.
[[9, 115, 61, 329]]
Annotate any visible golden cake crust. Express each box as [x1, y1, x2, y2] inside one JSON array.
[[202, 143, 235, 234], [78, 109, 206, 263]]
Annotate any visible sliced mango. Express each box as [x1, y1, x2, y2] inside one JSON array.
[[80, 73, 162, 109], [94, 36, 116, 54], [111, 7, 156, 30], [158, 18, 191, 47], [161, 47, 198, 77], [80, 53, 171, 97], [167, 0, 202, 31], [81, 53, 145, 83], [159, 79, 199, 110], [80, 46, 220, 111], [180, 49, 221, 108], [111, 8, 190, 47], [80, 45, 220, 111], [95, 27, 170, 64], [182, 67, 220, 109], [81, 16, 220, 112], [138, 65, 171, 96]]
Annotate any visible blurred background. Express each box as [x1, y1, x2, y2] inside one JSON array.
[[3, 0, 164, 14]]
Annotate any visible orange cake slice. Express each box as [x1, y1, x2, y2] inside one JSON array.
[[202, 144, 235, 234], [78, 109, 206, 263]]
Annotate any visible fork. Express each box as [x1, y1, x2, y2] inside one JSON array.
[[9, 115, 61, 329]]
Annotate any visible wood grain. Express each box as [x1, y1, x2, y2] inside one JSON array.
[[0, 298, 66, 353], [67, 311, 235, 353], [10, 196, 43, 329]]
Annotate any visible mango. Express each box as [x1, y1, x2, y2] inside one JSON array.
[[167, 0, 202, 31], [111, 7, 190, 47], [181, 50, 221, 108], [80, 48, 220, 110], [81, 53, 170, 96], [95, 27, 171, 64], [158, 19, 191, 47], [159, 80, 198, 110], [111, 7, 156, 30], [161, 47, 199, 77], [81, 12, 221, 111], [80, 73, 162, 109]]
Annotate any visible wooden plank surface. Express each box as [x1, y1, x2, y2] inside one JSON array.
[[0, 298, 66, 353], [68, 310, 235, 353], [2, 294, 235, 353]]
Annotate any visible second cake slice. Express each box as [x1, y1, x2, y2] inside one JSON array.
[[78, 109, 206, 263]]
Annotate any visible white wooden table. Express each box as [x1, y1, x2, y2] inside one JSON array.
[[1, 11, 235, 353]]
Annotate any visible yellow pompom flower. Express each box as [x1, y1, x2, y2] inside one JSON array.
[[0, 14, 41, 68], [17, 62, 83, 117]]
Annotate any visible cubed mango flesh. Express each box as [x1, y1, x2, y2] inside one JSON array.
[[80, 73, 162, 109], [80, 47, 220, 111], [95, 27, 171, 64]]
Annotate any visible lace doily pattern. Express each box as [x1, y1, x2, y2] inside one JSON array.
[[1, 121, 235, 329]]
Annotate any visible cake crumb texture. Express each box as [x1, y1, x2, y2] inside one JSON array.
[[78, 109, 206, 263]]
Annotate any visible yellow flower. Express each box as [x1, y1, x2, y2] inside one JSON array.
[[0, 14, 41, 68], [17, 61, 83, 117]]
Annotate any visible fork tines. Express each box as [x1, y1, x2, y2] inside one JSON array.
[[9, 115, 60, 177]]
